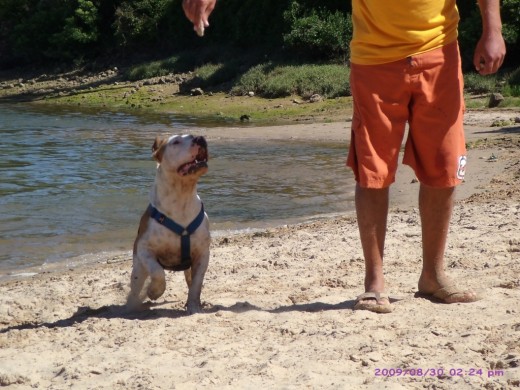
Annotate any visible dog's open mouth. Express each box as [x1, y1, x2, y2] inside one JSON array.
[[178, 138, 208, 176]]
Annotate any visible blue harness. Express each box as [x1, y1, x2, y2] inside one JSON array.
[[148, 203, 205, 271]]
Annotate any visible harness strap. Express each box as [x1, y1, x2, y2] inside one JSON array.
[[148, 203, 205, 271]]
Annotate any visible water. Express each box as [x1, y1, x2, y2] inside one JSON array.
[[0, 104, 355, 274]]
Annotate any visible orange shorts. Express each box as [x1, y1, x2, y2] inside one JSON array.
[[347, 41, 466, 189]]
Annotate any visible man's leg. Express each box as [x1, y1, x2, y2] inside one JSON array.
[[355, 184, 389, 306], [418, 184, 478, 302]]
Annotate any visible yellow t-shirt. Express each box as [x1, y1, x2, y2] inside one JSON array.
[[350, 0, 460, 65]]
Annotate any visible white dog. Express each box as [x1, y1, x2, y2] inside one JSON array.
[[127, 134, 210, 314]]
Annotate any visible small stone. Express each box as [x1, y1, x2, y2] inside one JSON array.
[[488, 92, 504, 108], [191, 88, 204, 96], [309, 94, 323, 103]]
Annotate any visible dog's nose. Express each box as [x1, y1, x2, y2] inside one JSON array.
[[193, 136, 207, 148]]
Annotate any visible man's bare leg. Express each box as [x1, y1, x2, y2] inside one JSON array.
[[355, 184, 390, 308], [418, 184, 478, 302]]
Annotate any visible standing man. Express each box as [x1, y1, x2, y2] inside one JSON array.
[[182, 0, 506, 313], [348, 0, 505, 313]]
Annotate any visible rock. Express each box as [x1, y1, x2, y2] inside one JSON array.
[[247, 91, 255, 97], [488, 92, 504, 108], [309, 94, 323, 103], [191, 88, 204, 96], [240, 114, 250, 122]]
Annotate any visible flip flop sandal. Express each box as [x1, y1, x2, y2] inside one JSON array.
[[415, 285, 482, 303], [354, 292, 393, 314]]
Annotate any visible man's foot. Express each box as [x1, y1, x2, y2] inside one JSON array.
[[415, 285, 481, 303], [354, 292, 393, 313]]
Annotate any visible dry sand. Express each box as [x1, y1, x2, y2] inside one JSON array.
[[0, 111, 519, 389]]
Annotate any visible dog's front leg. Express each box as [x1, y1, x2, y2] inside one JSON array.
[[127, 256, 148, 310], [134, 248, 167, 301], [186, 250, 209, 314], [145, 257, 166, 301], [183, 269, 192, 288]]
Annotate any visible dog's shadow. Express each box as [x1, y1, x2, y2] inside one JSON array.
[[0, 299, 357, 334]]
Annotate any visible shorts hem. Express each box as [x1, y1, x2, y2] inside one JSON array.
[[355, 178, 395, 189]]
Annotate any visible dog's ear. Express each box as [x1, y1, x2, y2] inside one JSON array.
[[152, 136, 168, 162]]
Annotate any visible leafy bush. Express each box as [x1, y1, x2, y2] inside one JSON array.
[[113, 0, 171, 47], [463, 73, 499, 94], [283, 1, 352, 61], [126, 59, 175, 80], [0, 0, 518, 73], [232, 63, 350, 98], [507, 66, 520, 87], [230, 64, 270, 95], [48, 0, 100, 60], [504, 67, 520, 97]]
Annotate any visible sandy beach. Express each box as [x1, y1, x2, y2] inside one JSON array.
[[0, 111, 519, 389]]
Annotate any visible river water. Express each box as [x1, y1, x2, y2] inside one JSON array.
[[0, 104, 355, 275]]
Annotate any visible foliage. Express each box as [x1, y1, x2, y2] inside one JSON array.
[[463, 73, 499, 94], [231, 63, 350, 98], [283, 1, 352, 62], [113, 0, 171, 47], [504, 66, 520, 97], [48, 0, 100, 60], [464, 66, 520, 97], [0, 0, 518, 75]]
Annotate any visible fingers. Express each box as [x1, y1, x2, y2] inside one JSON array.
[[473, 35, 506, 76], [182, 0, 215, 36], [474, 54, 504, 76], [474, 56, 498, 76], [182, 0, 196, 24]]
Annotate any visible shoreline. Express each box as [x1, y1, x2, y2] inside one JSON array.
[[1, 115, 518, 278], [2, 113, 518, 279]]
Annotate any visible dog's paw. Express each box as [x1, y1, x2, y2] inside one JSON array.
[[186, 302, 203, 315], [147, 278, 166, 300], [125, 296, 146, 312]]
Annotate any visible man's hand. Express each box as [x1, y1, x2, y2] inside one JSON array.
[[474, 31, 506, 75], [474, 0, 506, 75], [182, 0, 217, 37]]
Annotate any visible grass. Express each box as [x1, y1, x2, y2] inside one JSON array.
[[49, 83, 353, 124], [231, 63, 350, 98], [32, 52, 520, 121]]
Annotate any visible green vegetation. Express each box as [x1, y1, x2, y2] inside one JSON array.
[[231, 64, 349, 98], [1, 0, 519, 70], [1, 0, 519, 110], [464, 68, 520, 108]]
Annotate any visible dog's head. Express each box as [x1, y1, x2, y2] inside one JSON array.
[[152, 135, 208, 177]]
